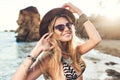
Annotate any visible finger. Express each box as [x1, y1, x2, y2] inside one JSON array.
[[49, 45, 55, 50], [62, 3, 74, 12], [41, 33, 49, 39], [49, 40, 55, 50], [62, 3, 68, 8], [62, 3, 72, 9], [46, 33, 53, 40]]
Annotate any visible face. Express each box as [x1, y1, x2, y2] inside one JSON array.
[[54, 17, 73, 42]]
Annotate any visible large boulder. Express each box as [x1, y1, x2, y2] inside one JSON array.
[[16, 6, 40, 42]]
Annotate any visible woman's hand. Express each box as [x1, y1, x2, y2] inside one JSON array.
[[62, 2, 83, 16], [37, 33, 54, 51], [30, 33, 54, 57]]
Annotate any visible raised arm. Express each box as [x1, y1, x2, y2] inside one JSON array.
[[11, 33, 54, 80], [62, 3, 102, 54]]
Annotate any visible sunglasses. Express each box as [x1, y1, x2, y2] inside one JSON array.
[[54, 22, 73, 32]]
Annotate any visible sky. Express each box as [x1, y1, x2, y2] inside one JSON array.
[[0, 0, 120, 31]]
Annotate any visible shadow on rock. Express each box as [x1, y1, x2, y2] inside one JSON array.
[[105, 69, 120, 80], [105, 61, 118, 66]]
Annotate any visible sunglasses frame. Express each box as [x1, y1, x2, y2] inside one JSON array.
[[54, 22, 73, 32]]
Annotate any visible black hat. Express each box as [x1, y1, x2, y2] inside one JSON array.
[[39, 8, 75, 37]]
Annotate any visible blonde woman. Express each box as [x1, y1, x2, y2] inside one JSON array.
[[12, 2, 101, 80]]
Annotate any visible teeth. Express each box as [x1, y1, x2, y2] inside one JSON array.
[[63, 33, 71, 36], [65, 34, 70, 36]]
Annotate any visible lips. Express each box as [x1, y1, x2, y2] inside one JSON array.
[[63, 32, 71, 37]]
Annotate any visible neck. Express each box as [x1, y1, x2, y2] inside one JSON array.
[[61, 42, 68, 51], [61, 42, 70, 58]]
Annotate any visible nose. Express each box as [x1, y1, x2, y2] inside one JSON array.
[[64, 25, 70, 31]]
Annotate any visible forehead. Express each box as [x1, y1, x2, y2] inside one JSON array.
[[54, 17, 69, 26]]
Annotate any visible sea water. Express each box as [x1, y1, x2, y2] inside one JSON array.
[[0, 32, 43, 80], [0, 32, 120, 80]]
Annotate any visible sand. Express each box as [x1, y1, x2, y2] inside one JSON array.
[[95, 40, 120, 58]]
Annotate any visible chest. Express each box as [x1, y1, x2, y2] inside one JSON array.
[[48, 62, 84, 80]]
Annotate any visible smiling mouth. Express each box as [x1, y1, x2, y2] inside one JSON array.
[[63, 33, 71, 37]]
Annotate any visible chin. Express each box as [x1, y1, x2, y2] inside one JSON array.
[[59, 35, 72, 42], [61, 37, 72, 42]]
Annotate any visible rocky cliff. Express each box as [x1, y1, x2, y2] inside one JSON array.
[[16, 6, 40, 42]]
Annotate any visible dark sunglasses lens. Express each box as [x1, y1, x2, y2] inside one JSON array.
[[66, 22, 72, 28], [55, 22, 72, 32], [56, 25, 64, 31]]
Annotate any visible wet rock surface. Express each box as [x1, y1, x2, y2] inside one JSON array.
[[82, 50, 120, 80], [105, 62, 118, 66], [105, 69, 120, 80]]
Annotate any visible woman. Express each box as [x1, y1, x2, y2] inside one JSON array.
[[12, 2, 102, 80]]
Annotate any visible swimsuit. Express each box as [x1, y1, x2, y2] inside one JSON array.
[[61, 57, 85, 80]]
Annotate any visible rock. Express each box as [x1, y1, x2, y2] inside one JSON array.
[[105, 61, 117, 66], [4, 30, 8, 32], [16, 6, 40, 42], [105, 69, 120, 80], [9, 30, 15, 32]]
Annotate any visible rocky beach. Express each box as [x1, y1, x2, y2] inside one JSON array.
[[95, 40, 120, 58], [93, 40, 120, 80], [1, 5, 120, 80], [0, 0, 120, 80]]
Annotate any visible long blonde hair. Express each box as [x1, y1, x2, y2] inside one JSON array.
[[43, 15, 84, 78]]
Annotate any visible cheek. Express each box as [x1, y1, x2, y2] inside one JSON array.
[[54, 31, 67, 41], [54, 30, 62, 39], [54, 30, 73, 41], [56, 33, 73, 42]]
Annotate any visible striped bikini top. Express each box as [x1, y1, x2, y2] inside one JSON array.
[[61, 57, 85, 80]]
